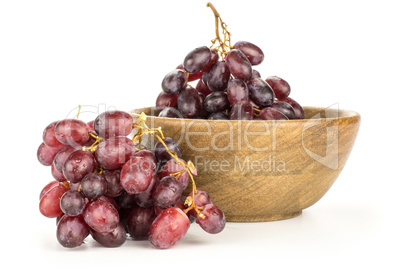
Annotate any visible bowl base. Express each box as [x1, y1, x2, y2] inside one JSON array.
[[226, 211, 302, 222]]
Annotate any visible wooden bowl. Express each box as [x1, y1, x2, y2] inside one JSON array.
[[131, 106, 360, 222]]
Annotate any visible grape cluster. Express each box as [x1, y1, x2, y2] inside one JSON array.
[[156, 42, 305, 120], [37, 110, 225, 249]]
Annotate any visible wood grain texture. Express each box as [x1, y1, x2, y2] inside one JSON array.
[[131, 107, 360, 222]]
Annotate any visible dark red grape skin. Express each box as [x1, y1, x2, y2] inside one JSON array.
[[39, 181, 60, 200], [148, 207, 190, 249], [203, 91, 230, 113], [81, 173, 108, 200], [94, 110, 133, 140], [270, 101, 296, 119], [94, 136, 136, 170], [60, 190, 86, 216], [83, 199, 119, 233], [202, 50, 219, 72], [158, 107, 184, 118], [280, 97, 305, 119], [37, 142, 63, 166], [177, 85, 201, 118], [197, 92, 210, 119], [53, 146, 77, 173], [196, 204, 226, 234], [195, 78, 212, 96], [114, 192, 138, 209], [160, 158, 189, 190], [251, 69, 261, 78], [208, 112, 229, 120], [39, 184, 69, 218], [183, 46, 212, 74], [205, 61, 231, 92], [161, 69, 187, 95], [120, 157, 153, 195], [234, 41, 264, 66], [227, 78, 249, 106], [155, 91, 179, 112], [62, 150, 96, 183], [126, 207, 155, 240], [229, 102, 254, 120], [55, 119, 90, 146], [43, 121, 66, 149], [247, 77, 275, 108], [152, 177, 183, 209], [226, 49, 252, 81], [103, 169, 124, 198], [57, 215, 90, 248], [90, 223, 126, 247], [154, 137, 182, 164], [51, 163, 67, 182], [265, 76, 291, 99], [135, 150, 157, 171], [134, 173, 159, 208], [258, 107, 289, 120], [176, 64, 202, 82]]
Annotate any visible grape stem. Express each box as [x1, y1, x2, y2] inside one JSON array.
[[132, 113, 204, 218], [207, 2, 232, 59]]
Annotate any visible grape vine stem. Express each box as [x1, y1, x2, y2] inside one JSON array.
[[207, 2, 233, 59]]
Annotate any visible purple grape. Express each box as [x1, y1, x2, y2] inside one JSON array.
[[160, 158, 189, 190], [208, 112, 229, 120], [195, 78, 212, 96], [265, 76, 291, 99], [114, 192, 138, 209], [57, 215, 90, 248], [90, 223, 126, 247], [126, 206, 155, 240], [258, 107, 289, 120], [234, 41, 264, 65], [103, 169, 124, 197], [229, 102, 254, 120], [226, 49, 252, 81], [161, 69, 187, 95], [280, 97, 305, 119], [183, 46, 212, 73], [203, 91, 230, 113], [94, 136, 136, 170], [197, 92, 210, 119], [196, 204, 225, 234], [37, 142, 63, 166], [227, 78, 249, 106], [247, 77, 275, 108], [134, 173, 159, 208], [152, 177, 182, 209], [53, 146, 77, 173], [62, 150, 96, 183], [270, 101, 296, 119], [94, 110, 133, 139], [205, 61, 231, 92], [81, 173, 108, 200], [60, 190, 86, 216], [158, 107, 184, 118], [177, 85, 201, 118], [154, 137, 182, 164]]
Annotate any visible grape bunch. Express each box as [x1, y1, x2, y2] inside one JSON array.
[[156, 3, 304, 121], [37, 109, 225, 249]]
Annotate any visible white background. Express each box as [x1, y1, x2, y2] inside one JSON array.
[[1, 0, 401, 272]]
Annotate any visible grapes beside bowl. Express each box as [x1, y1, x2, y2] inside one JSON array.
[[131, 106, 360, 222]]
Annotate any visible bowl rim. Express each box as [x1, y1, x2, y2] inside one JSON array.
[[130, 106, 360, 123]]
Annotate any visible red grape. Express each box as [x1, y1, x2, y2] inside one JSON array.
[[154, 137, 182, 164], [160, 158, 189, 190], [39, 181, 60, 200], [183, 46, 212, 73], [53, 146, 78, 173], [55, 119, 90, 146], [205, 61, 230, 92], [51, 162, 66, 182], [247, 77, 275, 108], [203, 91, 230, 113], [155, 91, 179, 112], [148, 207, 190, 249], [265, 76, 291, 99], [270, 101, 296, 119], [83, 199, 119, 233], [202, 49, 219, 72], [62, 150, 96, 183], [229, 101, 254, 120], [120, 157, 153, 195], [42, 121, 66, 149], [134, 173, 159, 208], [60, 190, 86, 216], [208, 112, 229, 120], [126, 206, 155, 240], [195, 78, 212, 96], [196, 204, 225, 234], [161, 69, 187, 95], [81, 173, 107, 200], [94, 136, 136, 170], [134, 150, 157, 171], [103, 169, 124, 198], [37, 142, 63, 166], [226, 49, 252, 81], [158, 107, 184, 118], [94, 110, 133, 139], [234, 41, 264, 65], [90, 223, 126, 247], [57, 215, 90, 248], [152, 176, 183, 209], [39, 184, 69, 218]]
